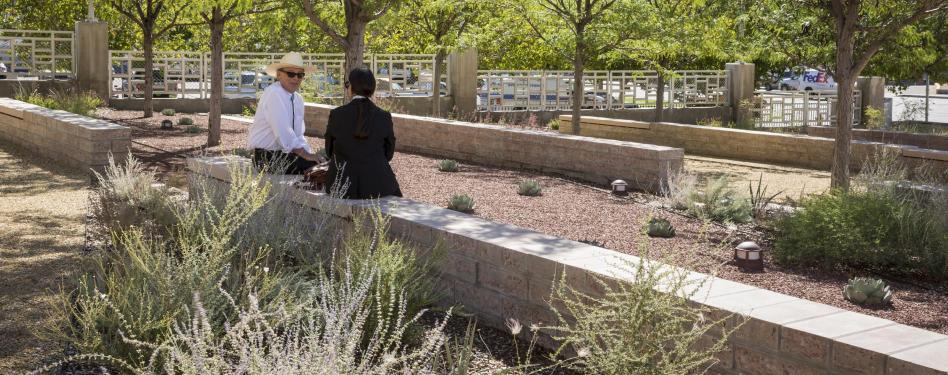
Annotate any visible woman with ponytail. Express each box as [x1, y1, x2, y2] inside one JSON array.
[[324, 67, 402, 199]]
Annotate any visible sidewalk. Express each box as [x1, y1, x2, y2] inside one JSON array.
[[0, 141, 88, 373]]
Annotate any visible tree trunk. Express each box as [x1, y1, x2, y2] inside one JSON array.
[[344, 20, 367, 100], [830, 5, 857, 191], [207, 8, 224, 147], [570, 32, 585, 135], [654, 70, 665, 122], [143, 30, 154, 118], [432, 48, 445, 117]]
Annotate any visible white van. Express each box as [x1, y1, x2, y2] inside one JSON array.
[[780, 69, 837, 91]]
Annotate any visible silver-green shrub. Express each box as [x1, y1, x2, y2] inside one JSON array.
[[161, 108, 176, 116], [54, 160, 299, 367], [177, 117, 194, 126], [437, 159, 459, 172], [447, 194, 475, 213], [51, 156, 448, 370], [517, 179, 542, 196], [546, 252, 739, 374], [89, 153, 179, 235]]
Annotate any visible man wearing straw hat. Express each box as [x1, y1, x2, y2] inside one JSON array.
[[248, 52, 325, 174]]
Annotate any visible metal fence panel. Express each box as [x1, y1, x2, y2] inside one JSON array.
[[752, 90, 862, 128], [108, 50, 438, 99], [0, 29, 74, 80], [475, 69, 729, 111], [109, 51, 205, 99]]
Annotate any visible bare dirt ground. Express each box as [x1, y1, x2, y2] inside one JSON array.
[[96, 109, 948, 335], [0, 140, 88, 373], [684, 155, 831, 201]]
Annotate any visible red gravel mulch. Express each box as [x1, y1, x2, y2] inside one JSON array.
[[96, 109, 948, 335]]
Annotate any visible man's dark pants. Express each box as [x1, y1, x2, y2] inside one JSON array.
[[252, 148, 317, 174]]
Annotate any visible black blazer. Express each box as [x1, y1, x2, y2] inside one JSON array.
[[324, 98, 402, 199]]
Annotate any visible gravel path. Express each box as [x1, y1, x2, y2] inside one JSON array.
[[0, 140, 89, 373], [97, 109, 948, 335]]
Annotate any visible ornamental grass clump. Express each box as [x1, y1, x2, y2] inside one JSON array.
[[517, 179, 542, 196], [447, 194, 475, 213], [15, 88, 102, 117], [668, 174, 752, 224], [437, 159, 459, 172]]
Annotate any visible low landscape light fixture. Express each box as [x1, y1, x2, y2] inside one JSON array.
[[734, 241, 763, 272], [611, 179, 628, 196], [160, 119, 174, 129]]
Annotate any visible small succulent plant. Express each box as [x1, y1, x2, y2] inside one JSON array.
[[645, 217, 676, 238], [578, 238, 604, 247], [177, 116, 194, 125], [161, 108, 176, 116], [184, 125, 202, 134], [448, 194, 475, 213], [843, 277, 892, 306], [517, 179, 542, 196], [438, 159, 459, 172]]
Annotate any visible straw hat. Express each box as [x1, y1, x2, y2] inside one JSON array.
[[265, 52, 316, 77]]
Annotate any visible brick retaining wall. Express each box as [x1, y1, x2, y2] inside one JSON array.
[[806, 126, 948, 151], [0, 98, 130, 175], [303, 103, 683, 192], [559, 115, 948, 175], [189, 155, 948, 375]]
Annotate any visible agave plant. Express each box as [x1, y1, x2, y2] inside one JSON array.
[[448, 194, 475, 213], [517, 179, 542, 196], [645, 217, 676, 238], [843, 277, 892, 306], [438, 159, 459, 172]]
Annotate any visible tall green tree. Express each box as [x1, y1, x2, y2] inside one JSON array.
[[817, 0, 947, 189], [518, 0, 631, 134], [107, 0, 189, 117], [402, 0, 479, 116], [615, 0, 732, 122], [192, 0, 282, 147], [299, 0, 400, 91]]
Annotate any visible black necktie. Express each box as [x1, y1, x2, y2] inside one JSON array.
[[289, 94, 295, 133]]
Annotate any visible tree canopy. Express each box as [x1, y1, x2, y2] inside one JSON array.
[[0, 0, 942, 84]]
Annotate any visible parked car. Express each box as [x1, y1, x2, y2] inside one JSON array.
[[780, 68, 837, 91], [414, 80, 448, 95]]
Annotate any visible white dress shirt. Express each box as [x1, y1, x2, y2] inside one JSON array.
[[248, 82, 313, 154]]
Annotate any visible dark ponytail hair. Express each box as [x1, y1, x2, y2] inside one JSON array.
[[348, 67, 376, 139]]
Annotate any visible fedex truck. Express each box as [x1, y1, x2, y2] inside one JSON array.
[[780, 68, 837, 91]]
